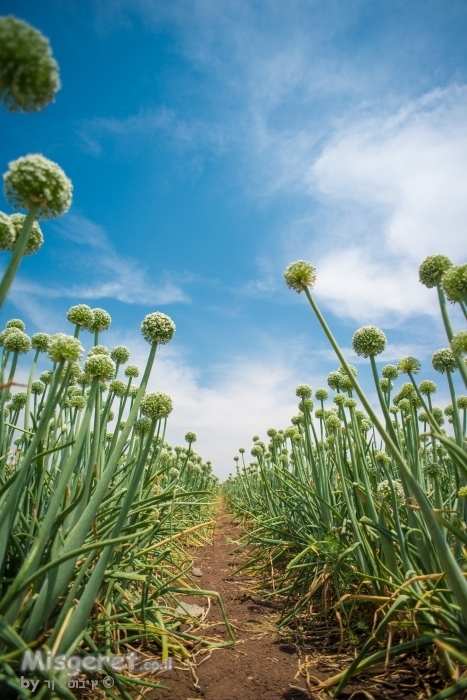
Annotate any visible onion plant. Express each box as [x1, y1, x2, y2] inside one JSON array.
[[224, 255, 467, 698]]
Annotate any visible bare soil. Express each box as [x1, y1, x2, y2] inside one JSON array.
[[148, 502, 447, 700]]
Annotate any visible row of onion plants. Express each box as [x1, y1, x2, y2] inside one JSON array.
[[224, 254, 467, 698]]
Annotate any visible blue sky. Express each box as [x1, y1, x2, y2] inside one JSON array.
[[1, 0, 466, 477]]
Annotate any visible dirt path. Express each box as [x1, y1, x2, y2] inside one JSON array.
[[149, 501, 311, 700]]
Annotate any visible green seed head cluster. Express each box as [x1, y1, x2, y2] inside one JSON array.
[[140, 391, 173, 419], [31, 380, 45, 395], [48, 333, 83, 363], [4, 154, 72, 218], [267, 428, 278, 438], [424, 462, 443, 478], [70, 394, 86, 410], [251, 444, 263, 457], [134, 417, 151, 435], [431, 407, 444, 426], [379, 378, 392, 392], [344, 397, 356, 408], [109, 379, 127, 397], [375, 451, 391, 465], [451, 331, 467, 356], [458, 486, 467, 500], [327, 371, 342, 390], [0, 16, 60, 113], [325, 414, 341, 431], [31, 332, 50, 352], [333, 393, 346, 406], [442, 264, 467, 303], [299, 398, 314, 412], [339, 374, 353, 392], [283, 260, 317, 293], [89, 308, 111, 333], [40, 370, 53, 385], [381, 364, 399, 380], [419, 379, 437, 395], [10, 392, 27, 410], [77, 371, 92, 388], [377, 479, 404, 507], [9, 213, 43, 254], [432, 348, 457, 374], [4, 330, 31, 354], [124, 364, 139, 378], [418, 254, 452, 289], [169, 467, 180, 479], [397, 356, 421, 375], [185, 431, 197, 444], [0, 211, 15, 250], [315, 388, 328, 401], [398, 399, 411, 412], [88, 345, 110, 357], [129, 384, 139, 398], [110, 345, 130, 364], [295, 384, 312, 399], [444, 404, 454, 417], [84, 353, 115, 379], [352, 325, 387, 357], [338, 363, 357, 377], [67, 304, 94, 330], [141, 312, 176, 345], [458, 395, 467, 410]]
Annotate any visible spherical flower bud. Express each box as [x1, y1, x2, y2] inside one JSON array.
[[344, 397, 356, 408], [77, 371, 92, 388], [4, 330, 31, 354], [0, 16, 60, 112], [424, 462, 443, 478], [84, 353, 115, 379], [419, 254, 452, 288], [31, 332, 50, 353], [333, 393, 346, 406], [339, 375, 353, 392], [31, 380, 45, 395], [338, 363, 357, 377], [458, 395, 467, 410], [185, 430, 197, 444], [327, 371, 342, 390], [360, 419, 372, 432], [379, 378, 391, 392], [89, 308, 111, 333], [0, 211, 15, 250], [381, 365, 399, 380], [110, 345, 130, 364], [377, 479, 404, 507], [101, 408, 114, 422], [251, 444, 263, 457], [129, 384, 139, 398], [267, 428, 278, 438], [375, 451, 391, 464], [325, 414, 341, 430], [444, 404, 454, 417], [315, 388, 328, 401], [431, 407, 444, 426], [88, 345, 111, 357], [283, 260, 317, 293], [4, 154, 72, 219], [352, 326, 387, 357], [295, 384, 312, 399], [389, 406, 399, 415], [451, 330, 467, 356], [299, 398, 314, 412], [442, 264, 467, 303], [47, 333, 83, 363], [109, 379, 127, 397], [169, 467, 180, 478], [66, 304, 94, 329], [398, 398, 411, 412], [70, 394, 86, 410], [419, 380, 436, 396], [6, 318, 25, 331], [141, 312, 176, 345], [458, 486, 467, 500], [397, 356, 421, 375], [9, 213, 43, 254], [432, 348, 457, 374], [140, 391, 173, 419], [39, 370, 52, 386], [10, 391, 27, 410], [124, 364, 139, 378], [134, 417, 151, 435]]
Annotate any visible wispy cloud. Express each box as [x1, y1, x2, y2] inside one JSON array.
[[10, 212, 189, 308]]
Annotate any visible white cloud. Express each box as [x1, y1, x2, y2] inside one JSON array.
[[9, 212, 189, 309]]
